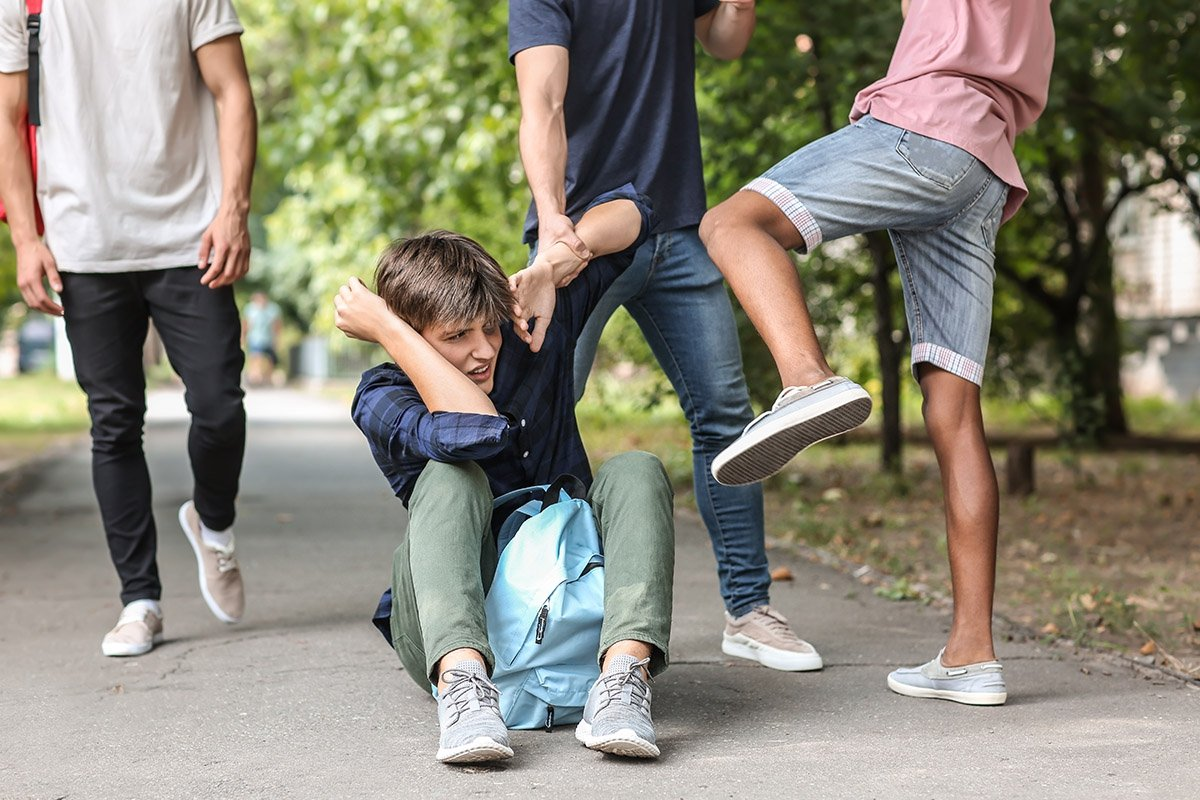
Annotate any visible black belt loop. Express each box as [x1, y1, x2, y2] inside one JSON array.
[[27, 11, 41, 126]]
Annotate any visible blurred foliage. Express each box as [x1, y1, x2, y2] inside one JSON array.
[[4, 1, 1195, 443]]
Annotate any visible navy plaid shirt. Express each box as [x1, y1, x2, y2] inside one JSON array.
[[352, 187, 653, 506]]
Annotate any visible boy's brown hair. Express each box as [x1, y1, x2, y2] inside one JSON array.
[[373, 231, 514, 332]]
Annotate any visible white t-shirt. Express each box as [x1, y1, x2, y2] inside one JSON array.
[[0, 0, 244, 272]]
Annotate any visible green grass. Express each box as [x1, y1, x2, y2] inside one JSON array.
[[0, 373, 89, 434], [0, 373, 89, 465]]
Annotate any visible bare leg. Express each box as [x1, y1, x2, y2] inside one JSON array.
[[918, 365, 998, 665], [700, 191, 834, 388]]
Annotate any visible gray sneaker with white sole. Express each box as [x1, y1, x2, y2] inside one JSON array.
[[887, 649, 1007, 706], [711, 377, 872, 486], [436, 661, 514, 764], [576, 655, 659, 758]]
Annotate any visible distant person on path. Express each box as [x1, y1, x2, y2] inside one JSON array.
[[243, 290, 282, 385], [509, 0, 826, 673], [337, 190, 676, 763], [0, 0, 257, 656], [699, 0, 1055, 704]]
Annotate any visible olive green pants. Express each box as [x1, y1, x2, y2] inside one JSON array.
[[390, 451, 675, 690]]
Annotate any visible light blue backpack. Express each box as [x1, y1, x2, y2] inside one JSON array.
[[371, 475, 604, 731], [486, 475, 604, 730]]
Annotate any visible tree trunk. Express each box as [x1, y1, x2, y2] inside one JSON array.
[[866, 232, 903, 472], [1085, 233, 1129, 436]]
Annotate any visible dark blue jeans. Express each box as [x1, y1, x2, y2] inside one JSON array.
[[572, 226, 771, 616]]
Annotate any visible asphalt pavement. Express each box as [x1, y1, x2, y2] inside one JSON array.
[[1, 387, 1196, 799]]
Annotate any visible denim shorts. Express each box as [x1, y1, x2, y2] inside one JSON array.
[[744, 115, 1008, 386]]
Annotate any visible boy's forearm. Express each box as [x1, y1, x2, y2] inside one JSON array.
[[0, 75, 39, 246], [574, 199, 642, 258], [375, 316, 499, 417]]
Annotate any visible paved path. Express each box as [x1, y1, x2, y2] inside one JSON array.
[[1, 388, 1196, 799]]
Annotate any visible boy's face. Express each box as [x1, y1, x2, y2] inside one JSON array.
[[420, 316, 503, 394]]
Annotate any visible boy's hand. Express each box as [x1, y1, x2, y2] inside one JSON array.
[[509, 258, 557, 353], [16, 240, 64, 316], [334, 277, 395, 343]]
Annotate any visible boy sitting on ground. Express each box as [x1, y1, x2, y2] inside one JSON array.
[[334, 188, 675, 764]]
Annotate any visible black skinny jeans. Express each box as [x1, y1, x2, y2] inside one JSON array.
[[60, 267, 245, 605]]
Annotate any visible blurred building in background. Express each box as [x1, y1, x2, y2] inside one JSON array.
[[1115, 184, 1200, 402]]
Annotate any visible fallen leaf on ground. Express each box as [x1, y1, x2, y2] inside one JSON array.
[[1140, 641, 1157, 656], [770, 566, 794, 582], [1041, 622, 1060, 635], [1079, 593, 1097, 611]]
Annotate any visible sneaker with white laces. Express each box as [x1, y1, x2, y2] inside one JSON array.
[[101, 601, 163, 657], [178, 501, 244, 624], [575, 655, 659, 758], [722, 605, 824, 671], [887, 648, 1007, 706], [436, 661, 514, 764], [712, 377, 872, 486]]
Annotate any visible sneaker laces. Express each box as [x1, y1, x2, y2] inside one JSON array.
[[748, 605, 802, 642], [743, 379, 839, 434], [441, 668, 501, 724], [595, 657, 651, 712], [207, 541, 239, 573]]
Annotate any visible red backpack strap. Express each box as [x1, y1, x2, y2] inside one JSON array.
[[26, 0, 42, 126]]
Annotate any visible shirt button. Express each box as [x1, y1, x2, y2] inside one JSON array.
[[523, 451, 530, 458], [520, 419, 526, 427]]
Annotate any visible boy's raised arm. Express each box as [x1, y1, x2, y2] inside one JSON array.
[[335, 277, 498, 417], [511, 196, 643, 352]]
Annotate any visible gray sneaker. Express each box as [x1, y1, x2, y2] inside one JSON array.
[[887, 649, 1007, 706], [436, 661, 513, 764], [722, 605, 823, 671], [711, 377, 872, 485], [575, 655, 659, 758]]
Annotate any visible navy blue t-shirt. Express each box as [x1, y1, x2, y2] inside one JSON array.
[[509, 0, 719, 243]]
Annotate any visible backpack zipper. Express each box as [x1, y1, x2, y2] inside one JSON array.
[[535, 604, 549, 644]]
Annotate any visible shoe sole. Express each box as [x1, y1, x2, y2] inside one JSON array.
[[178, 502, 241, 624], [575, 721, 660, 759], [886, 675, 1007, 706], [722, 634, 824, 671], [712, 388, 872, 486], [436, 737, 514, 764], [101, 632, 164, 657]]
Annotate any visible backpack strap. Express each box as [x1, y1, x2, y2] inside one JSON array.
[[26, 0, 42, 126], [539, 474, 588, 511]]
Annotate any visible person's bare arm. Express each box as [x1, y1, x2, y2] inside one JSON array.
[[0, 71, 61, 315], [695, 0, 757, 60], [510, 198, 641, 352], [514, 44, 590, 263], [334, 278, 498, 416], [195, 35, 256, 289]]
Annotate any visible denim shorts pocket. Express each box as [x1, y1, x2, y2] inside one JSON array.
[[896, 131, 976, 190], [980, 182, 1008, 251]]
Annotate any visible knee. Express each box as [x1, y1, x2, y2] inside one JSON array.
[[88, 399, 146, 453], [597, 451, 672, 494], [699, 202, 734, 250], [188, 389, 245, 434], [410, 460, 492, 514]]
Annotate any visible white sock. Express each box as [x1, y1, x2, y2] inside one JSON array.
[[125, 598, 162, 617], [201, 522, 234, 550]]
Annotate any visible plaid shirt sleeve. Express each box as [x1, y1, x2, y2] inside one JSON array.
[[352, 366, 513, 465]]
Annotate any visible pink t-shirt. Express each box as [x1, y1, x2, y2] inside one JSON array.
[[850, 0, 1055, 223]]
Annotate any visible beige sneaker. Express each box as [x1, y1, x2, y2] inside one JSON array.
[[722, 605, 823, 671], [101, 602, 163, 657], [179, 501, 244, 624]]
